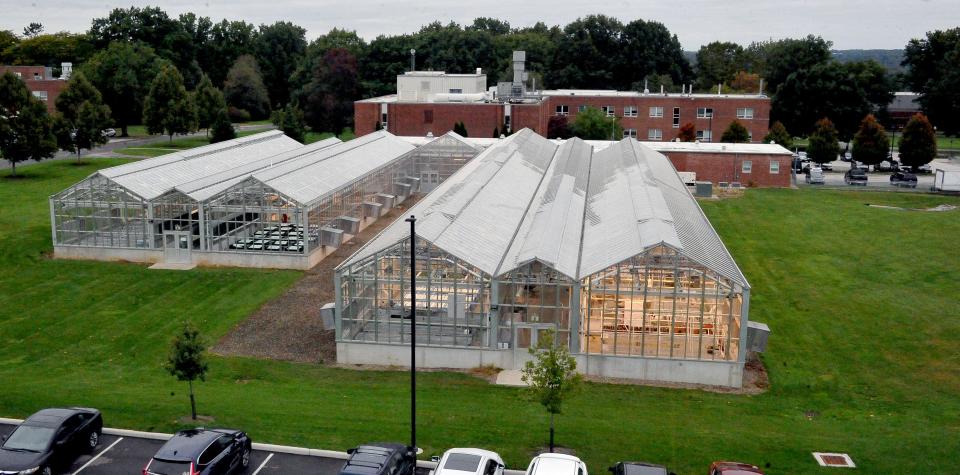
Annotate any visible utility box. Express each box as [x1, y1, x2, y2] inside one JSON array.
[[336, 216, 361, 234], [695, 181, 713, 197], [320, 302, 336, 329], [320, 227, 344, 247], [394, 182, 411, 201], [362, 201, 383, 218], [747, 321, 770, 352], [404, 176, 421, 192], [375, 193, 396, 210]]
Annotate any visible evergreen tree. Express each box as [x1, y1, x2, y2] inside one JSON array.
[[223, 55, 271, 120], [193, 74, 226, 135], [144, 65, 198, 141], [898, 113, 937, 169], [763, 121, 794, 150], [720, 119, 751, 143], [851, 114, 889, 167], [0, 72, 56, 176], [374, 121, 382, 131], [492, 126, 499, 138], [209, 108, 236, 143], [52, 71, 112, 161], [271, 102, 307, 143], [807, 118, 840, 165]]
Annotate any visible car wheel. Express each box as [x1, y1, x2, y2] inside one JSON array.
[[241, 446, 251, 469], [88, 430, 100, 451]]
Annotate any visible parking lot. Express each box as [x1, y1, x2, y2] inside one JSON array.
[[793, 156, 960, 191], [0, 422, 348, 474]]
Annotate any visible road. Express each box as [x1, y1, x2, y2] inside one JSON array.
[[0, 124, 275, 170]]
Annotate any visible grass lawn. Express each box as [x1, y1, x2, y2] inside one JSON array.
[[111, 130, 263, 158], [305, 129, 355, 144], [1, 162, 959, 473]]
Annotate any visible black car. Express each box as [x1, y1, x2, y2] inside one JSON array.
[[844, 168, 868, 186], [0, 407, 103, 475], [339, 443, 415, 475], [144, 428, 251, 475], [890, 171, 918, 188], [609, 461, 676, 475]]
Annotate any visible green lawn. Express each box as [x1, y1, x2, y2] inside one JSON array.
[[305, 129, 355, 144], [1, 162, 959, 473], [111, 130, 263, 157]]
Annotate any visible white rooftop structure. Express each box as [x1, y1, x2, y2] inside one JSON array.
[[396, 135, 792, 156], [397, 70, 488, 102], [342, 129, 748, 287]]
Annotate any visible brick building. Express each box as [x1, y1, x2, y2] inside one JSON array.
[[0, 64, 70, 113]]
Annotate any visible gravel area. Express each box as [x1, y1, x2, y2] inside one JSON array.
[[212, 195, 423, 364]]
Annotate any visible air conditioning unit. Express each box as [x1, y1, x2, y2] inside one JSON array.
[[336, 216, 361, 234], [320, 227, 344, 247], [375, 193, 396, 209], [362, 201, 383, 218]]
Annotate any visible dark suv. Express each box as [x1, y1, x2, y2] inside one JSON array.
[[339, 443, 415, 475], [844, 168, 868, 186], [144, 428, 251, 475], [890, 171, 918, 188]]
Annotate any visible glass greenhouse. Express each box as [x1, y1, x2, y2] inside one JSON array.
[[336, 129, 750, 386]]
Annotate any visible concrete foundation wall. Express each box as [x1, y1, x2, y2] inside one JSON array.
[[337, 341, 743, 388], [54, 246, 163, 264]]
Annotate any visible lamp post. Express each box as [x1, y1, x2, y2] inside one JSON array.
[[405, 215, 417, 459]]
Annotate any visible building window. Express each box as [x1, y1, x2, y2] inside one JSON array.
[[624, 106, 638, 117], [33, 73, 41, 80], [555, 105, 569, 116], [623, 128, 637, 139], [672, 107, 680, 128], [32, 91, 48, 102], [647, 129, 663, 141], [14, 72, 21, 78], [380, 112, 388, 130], [424, 110, 433, 124], [578, 105, 587, 113], [769, 160, 779, 174], [697, 107, 713, 118], [602, 106, 615, 117], [504, 114, 511, 131], [736, 107, 754, 119], [696, 130, 712, 142], [742, 160, 753, 174], [649, 106, 663, 118]]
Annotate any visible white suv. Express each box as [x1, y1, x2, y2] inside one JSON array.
[[433, 448, 505, 475], [526, 453, 588, 475]]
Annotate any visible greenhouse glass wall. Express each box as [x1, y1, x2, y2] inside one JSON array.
[[336, 129, 751, 387], [51, 130, 482, 269]]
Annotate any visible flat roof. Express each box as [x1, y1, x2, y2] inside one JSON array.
[[398, 135, 792, 155], [541, 89, 768, 99]]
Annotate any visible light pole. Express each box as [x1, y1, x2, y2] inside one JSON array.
[[405, 214, 417, 460]]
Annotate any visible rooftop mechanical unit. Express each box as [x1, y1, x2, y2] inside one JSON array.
[[320, 226, 344, 247], [362, 201, 383, 218], [336, 216, 361, 234]]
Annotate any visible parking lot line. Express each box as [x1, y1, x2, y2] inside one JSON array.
[[73, 437, 124, 474], [252, 452, 274, 475]]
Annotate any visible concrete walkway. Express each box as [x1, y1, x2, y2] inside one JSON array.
[[495, 370, 529, 387]]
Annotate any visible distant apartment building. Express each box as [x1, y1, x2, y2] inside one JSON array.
[[0, 63, 72, 113], [355, 52, 771, 144]]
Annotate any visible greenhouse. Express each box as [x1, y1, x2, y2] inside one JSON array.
[[335, 129, 751, 387], [51, 130, 482, 269]]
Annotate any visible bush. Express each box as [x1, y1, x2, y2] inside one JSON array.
[[227, 106, 251, 122]]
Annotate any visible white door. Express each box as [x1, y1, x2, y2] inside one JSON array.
[[420, 171, 440, 192], [163, 231, 192, 263]]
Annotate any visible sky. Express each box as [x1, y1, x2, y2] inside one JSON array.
[[1, 0, 958, 50]]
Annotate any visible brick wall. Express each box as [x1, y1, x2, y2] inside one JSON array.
[[0, 66, 65, 113], [664, 151, 791, 187]]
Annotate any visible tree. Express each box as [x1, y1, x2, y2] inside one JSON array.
[[676, 122, 696, 142], [521, 330, 581, 453], [4, 32, 94, 67], [291, 28, 367, 96], [807, 118, 840, 165], [0, 72, 56, 176], [763, 121, 794, 150], [898, 113, 937, 168], [615, 19, 692, 91], [52, 71, 112, 160], [549, 15, 623, 89], [203, 19, 257, 87], [492, 126, 499, 138], [755, 35, 833, 93], [852, 114, 890, 167], [729, 71, 761, 93], [254, 21, 307, 107], [547, 115, 572, 139], [571, 107, 621, 140], [902, 28, 960, 136], [143, 65, 197, 141], [452, 121, 468, 137], [209, 108, 236, 144], [193, 74, 226, 135], [695, 41, 747, 90], [165, 322, 208, 420], [80, 42, 167, 137], [270, 102, 307, 143], [720, 120, 750, 143], [223, 55, 271, 120], [22, 22, 43, 38], [0, 30, 18, 63], [299, 48, 360, 134]]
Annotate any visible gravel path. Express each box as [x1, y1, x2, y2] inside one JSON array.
[[212, 195, 423, 364]]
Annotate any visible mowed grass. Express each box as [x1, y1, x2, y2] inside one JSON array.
[[1, 161, 960, 473], [112, 130, 264, 158]]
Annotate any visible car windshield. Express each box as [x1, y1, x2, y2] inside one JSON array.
[[146, 459, 193, 475], [1, 425, 55, 452], [443, 453, 483, 472]]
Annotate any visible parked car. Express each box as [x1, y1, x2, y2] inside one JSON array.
[[101, 128, 116, 138], [844, 168, 868, 186], [805, 167, 825, 184], [0, 407, 102, 475], [819, 162, 833, 171], [526, 453, 588, 475], [890, 171, 918, 188], [842, 152, 852, 162], [609, 461, 674, 475], [144, 428, 251, 475], [917, 163, 933, 174], [709, 461, 764, 475], [433, 448, 504, 475], [340, 443, 415, 475]]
